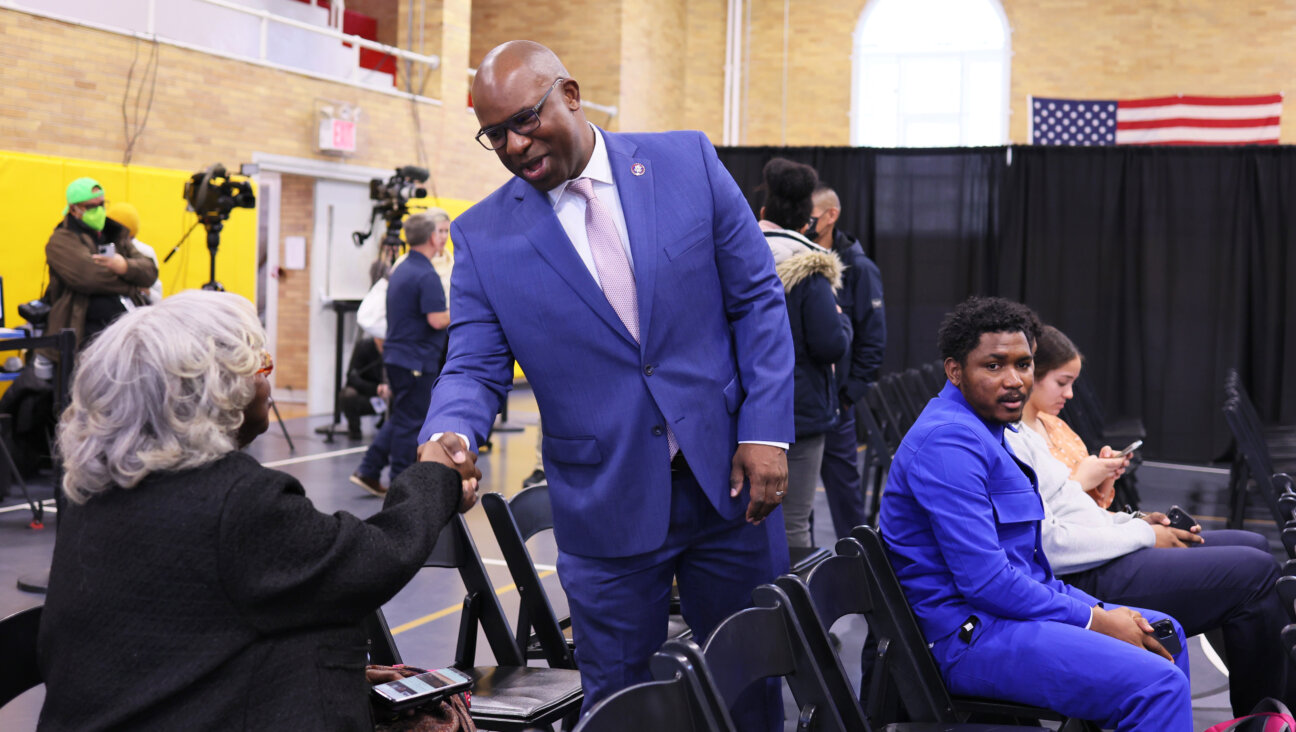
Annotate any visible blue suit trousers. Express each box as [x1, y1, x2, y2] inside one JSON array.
[[935, 606, 1192, 732], [557, 462, 790, 731]]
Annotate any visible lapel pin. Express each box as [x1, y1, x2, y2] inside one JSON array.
[[631, 162, 646, 177]]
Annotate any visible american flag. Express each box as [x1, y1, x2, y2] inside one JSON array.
[[1029, 94, 1283, 146]]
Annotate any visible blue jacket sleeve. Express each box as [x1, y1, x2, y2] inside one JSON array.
[[698, 134, 796, 444], [842, 257, 885, 405], [418, 223, 514, 450], [905, 425, 1094, 627]]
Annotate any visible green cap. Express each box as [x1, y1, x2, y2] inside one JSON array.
[[65, 177, 103, 205]]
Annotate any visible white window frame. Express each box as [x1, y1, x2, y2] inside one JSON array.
[[850, 0, 1012, 147]]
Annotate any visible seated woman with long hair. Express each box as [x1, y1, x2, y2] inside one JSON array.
[[1006, 323, 1290, 717], [38, 290, 479, 732]]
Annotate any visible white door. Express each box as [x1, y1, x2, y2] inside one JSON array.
[[308, 179, 382, 414]]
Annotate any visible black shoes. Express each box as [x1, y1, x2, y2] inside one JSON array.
[[521, 469, 546, 490], [349, 472, 387, 497]]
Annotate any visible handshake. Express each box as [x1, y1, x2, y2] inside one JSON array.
[[417, 433, 482, 514]]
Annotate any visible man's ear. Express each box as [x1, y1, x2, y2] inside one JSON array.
[[564, 79, 582, 109], [944, 356, 962, 387]]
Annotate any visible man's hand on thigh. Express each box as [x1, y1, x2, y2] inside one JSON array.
[[1089, 606, 1173, 661]]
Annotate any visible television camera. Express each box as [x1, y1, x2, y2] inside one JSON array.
[[353, 165, 429, 253], [166, 163, 258, 291]]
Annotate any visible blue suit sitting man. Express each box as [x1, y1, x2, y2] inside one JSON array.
[[879, 296, 1192, 731], [418, 41, 795, 729]]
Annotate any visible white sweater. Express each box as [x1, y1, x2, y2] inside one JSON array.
[[1005, 424, 1155, 575]]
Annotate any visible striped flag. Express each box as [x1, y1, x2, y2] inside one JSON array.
[[1029, 94, 1283, 146]]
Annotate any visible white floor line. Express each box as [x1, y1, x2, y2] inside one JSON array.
[[0, 499, 56, 515], [262, 446, 369, 468], [482, 557, 557, 572], [1200, 634, 1229, 678], [1142, 460, 1231, 475]]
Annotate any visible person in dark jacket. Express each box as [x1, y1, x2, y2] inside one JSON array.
[[809, 184, 887, 538], [759, 159, 850, 549], [37, 177, 157, 369], [38, 290, 480, 732], [315, 335, 385, 440]]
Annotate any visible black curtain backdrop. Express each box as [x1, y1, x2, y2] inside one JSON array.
[[716, 144, 1296, 462]]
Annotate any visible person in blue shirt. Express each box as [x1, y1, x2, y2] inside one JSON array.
[[382, 212, 451, 480], [879, 296, 1192, 731]]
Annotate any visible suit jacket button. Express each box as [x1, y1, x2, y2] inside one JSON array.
[[652, 425, 664, 436], [643, 364, 655, 376]]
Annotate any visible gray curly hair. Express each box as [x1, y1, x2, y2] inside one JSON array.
[[57, 290, 266, 503]]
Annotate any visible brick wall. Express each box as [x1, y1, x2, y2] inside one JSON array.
[[682, 0, 727, 140], [468, 0, 623, 130], [726, 0, 1296, 146], [275, 175, 316, 392], [0, 9, 506, 202]]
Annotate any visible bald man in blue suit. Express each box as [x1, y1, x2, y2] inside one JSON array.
[[418, 42, 795, 729]]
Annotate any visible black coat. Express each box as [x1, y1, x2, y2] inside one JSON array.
[[829, 229, 886, 406], [37, 452, 460, 731], [766, 230, 851, 438]]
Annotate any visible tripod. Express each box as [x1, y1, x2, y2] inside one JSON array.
[[201, 218, 295, 451]]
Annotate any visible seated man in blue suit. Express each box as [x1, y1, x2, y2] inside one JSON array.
[[879, 296, 1192, 731], [418, 41, 795, 729]]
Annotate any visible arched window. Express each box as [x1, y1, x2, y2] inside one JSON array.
[[851, 0, 1010, 147]]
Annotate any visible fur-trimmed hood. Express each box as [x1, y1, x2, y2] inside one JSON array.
[[763, 228, 844, 293]]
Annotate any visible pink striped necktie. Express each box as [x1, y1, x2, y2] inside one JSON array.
[[567, 177, 678, 458]]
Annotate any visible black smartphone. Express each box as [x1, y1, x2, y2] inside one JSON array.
[[1165, 505, 1196, 532], [1150, 618, 1181, 657], [371, 667, 473, 712]]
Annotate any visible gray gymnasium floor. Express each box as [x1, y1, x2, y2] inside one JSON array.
[[0, 384, 1269, 730]]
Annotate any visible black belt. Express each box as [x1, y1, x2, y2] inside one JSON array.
[[670, 452, 689, 474]]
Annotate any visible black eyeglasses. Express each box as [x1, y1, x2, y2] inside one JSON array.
[[475, 77, 565, 151]]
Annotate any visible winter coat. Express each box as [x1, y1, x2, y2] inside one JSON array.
[[828, 228, 886, 406], [764, 228, 851, 438], [39, 215, 156, 363]]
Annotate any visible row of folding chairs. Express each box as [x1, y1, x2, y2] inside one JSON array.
[[1224, 368, 1296, 532], [857, 363, 945, 525], [579, 525, 1097, 731]]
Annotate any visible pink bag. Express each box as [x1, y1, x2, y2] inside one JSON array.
[[1204, 698, 1296, 732]]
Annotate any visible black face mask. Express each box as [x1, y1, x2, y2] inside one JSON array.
[[803, 215, 820, 243]]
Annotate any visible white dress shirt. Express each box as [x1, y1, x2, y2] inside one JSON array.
[[546, 124, 634, 286]]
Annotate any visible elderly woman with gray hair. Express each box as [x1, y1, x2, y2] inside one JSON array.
[[37, 290, 480, 732]]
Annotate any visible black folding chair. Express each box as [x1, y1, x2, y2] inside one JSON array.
[[1277, 577, 1296, 623], [0, 605, 42, 708], [1224, 396, 1296, 531], [572, 647, 735, 732], [366, 515, 583, 731], [776, 558, 1048, 732], [663, 584, 856, 732], [850, 528, 1098, 731], [1283, 624, 1296, 664], [920, 361, 946, 394], [481, 486, 692, 671]]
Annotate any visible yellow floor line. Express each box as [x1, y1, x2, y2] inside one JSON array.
[[390, 569, 556, 636]]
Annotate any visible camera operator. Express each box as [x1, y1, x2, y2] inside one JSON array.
[[383, 211, 450, 480], [37, 178, 157, 369]]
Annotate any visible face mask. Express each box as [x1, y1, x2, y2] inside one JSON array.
[[80, 205, 106, 232], [803, 216, 820, 243]]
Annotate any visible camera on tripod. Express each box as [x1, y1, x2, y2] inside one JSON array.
[[169, 163, 259, 291], [184, 163, 258, 224], [353, 165, 429, 250]]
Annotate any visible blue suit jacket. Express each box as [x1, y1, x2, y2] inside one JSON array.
[[879, 382, 1097, 647], [421, 129, 795, 558]]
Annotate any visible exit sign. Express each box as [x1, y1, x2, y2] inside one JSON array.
[[319, 118, 357, 153]]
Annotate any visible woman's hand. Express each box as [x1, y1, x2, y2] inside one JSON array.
[[1073, 452, 1125, 492]]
